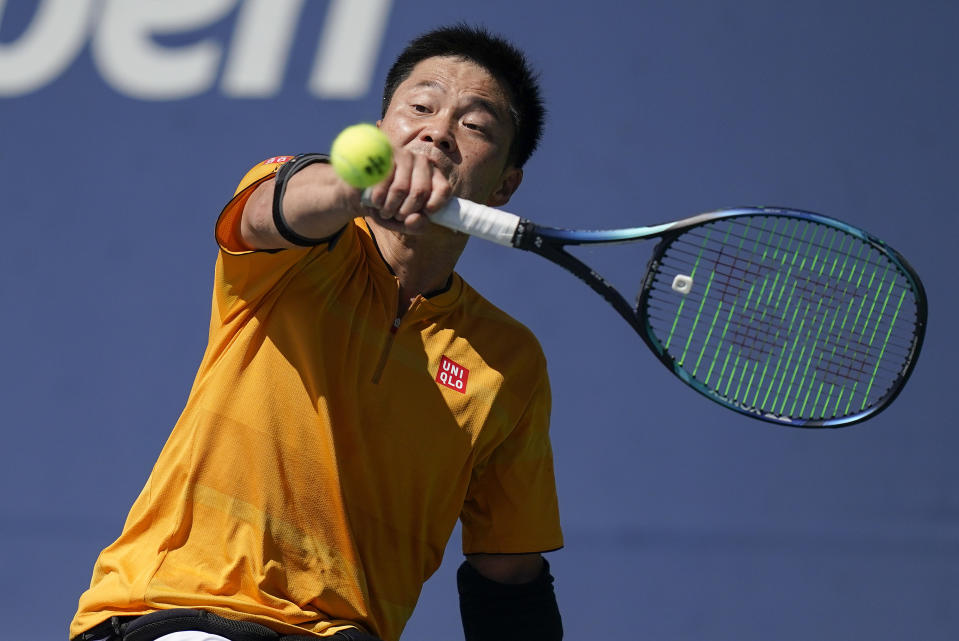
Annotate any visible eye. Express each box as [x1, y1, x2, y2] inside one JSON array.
[[411, 104, 430, 113], [462, 120, 490, 136]]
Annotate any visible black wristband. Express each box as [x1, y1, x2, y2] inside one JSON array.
[[457, 559, 563, 641], [271, 152, 331, 246]]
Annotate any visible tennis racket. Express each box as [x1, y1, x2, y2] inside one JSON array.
[[428, 200, 927, 427]]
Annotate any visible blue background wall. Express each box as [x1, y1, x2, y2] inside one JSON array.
[[2, 1, 956, 639]]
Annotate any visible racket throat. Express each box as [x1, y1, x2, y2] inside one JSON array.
[[511, 219, 538, 250], [525, 236, 643, 331]]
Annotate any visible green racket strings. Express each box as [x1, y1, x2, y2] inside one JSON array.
[[644, 216, 919, 422]]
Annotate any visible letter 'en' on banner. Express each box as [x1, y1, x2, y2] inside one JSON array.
[[0, 0, 393, 100], [309, 0, 392, 98]]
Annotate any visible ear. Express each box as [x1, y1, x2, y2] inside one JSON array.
[[487, 166, 523, 207]]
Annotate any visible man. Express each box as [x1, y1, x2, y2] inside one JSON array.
[[71, 25, 563, 641]]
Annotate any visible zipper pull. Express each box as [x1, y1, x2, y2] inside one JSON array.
[[373, 317, 403, 385]]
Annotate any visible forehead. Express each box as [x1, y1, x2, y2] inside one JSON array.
[[395, 56, 512, 112]]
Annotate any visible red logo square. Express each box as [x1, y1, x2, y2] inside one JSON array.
[[436, 356, 469, 393]]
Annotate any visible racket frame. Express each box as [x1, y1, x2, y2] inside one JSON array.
[[508, 207, 927, 427]]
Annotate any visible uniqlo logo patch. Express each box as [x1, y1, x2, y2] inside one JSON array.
[[436, 356, 469, 393]]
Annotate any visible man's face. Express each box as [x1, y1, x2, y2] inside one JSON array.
[[379, 56, 522, 207]]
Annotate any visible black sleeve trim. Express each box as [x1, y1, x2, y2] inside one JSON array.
[[272, 153, 336, 246]]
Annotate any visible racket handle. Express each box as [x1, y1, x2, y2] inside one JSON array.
[[360, 188, 520, 247], [430, 197, 521, 247]]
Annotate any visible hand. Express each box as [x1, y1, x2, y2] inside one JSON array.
[[360, 147, 452, 233]]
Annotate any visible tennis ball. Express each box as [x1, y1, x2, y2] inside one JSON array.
[[330, 123, 393, 188]]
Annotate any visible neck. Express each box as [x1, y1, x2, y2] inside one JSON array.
[[365, 217, 468, 310]]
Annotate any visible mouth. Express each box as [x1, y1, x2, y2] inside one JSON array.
[[409, 146, 458, 173]]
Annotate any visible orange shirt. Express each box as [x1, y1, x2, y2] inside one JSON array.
[[71, 158, 563, 641]]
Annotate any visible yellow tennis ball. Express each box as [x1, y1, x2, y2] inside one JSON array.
[[330, 123, 393, 188]]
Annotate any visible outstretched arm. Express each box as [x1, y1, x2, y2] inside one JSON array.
[[238, 148, 452, 250]]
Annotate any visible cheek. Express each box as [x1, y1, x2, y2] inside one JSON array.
[[450, 161, 503, 201], [461, 149, 506, 184], [380, 114, 415, 143]]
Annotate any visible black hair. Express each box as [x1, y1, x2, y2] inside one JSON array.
[[381, 24, 545, 168]]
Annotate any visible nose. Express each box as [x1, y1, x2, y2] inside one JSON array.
[[420, 116, 456, 154]]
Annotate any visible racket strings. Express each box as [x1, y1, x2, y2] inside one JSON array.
[[641, 216, 921, 422], [644, 303, 913, 390], [665, 232, 899, 280], [644, 300, 916, 369], [679, 215, 885, 258], [645, 272, 918, 358]]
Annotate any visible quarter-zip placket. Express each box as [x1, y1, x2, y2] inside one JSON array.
[[371, 292, 424, 384]]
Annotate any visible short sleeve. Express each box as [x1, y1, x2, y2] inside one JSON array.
[[209, 157, 361, 325], [215, 156, 297, 254], [460, 369, 564, 555]]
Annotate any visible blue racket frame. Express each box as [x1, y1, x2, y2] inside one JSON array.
[[512, 207, 927, 427]]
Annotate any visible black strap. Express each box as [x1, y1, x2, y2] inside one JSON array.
[[271, 153, 333, 246], [75, 609, 382, 641], [126, 609, 278, 641], [74, 615, 133, 641]]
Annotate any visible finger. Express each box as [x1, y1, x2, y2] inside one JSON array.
[[400, 212, 431, 234], [423, 168, 453, 214], [398, 154, 434, 217], [381, 149, 413, 216], [361, 164, 395, 211]]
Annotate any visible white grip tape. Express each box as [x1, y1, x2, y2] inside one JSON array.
[[430, 198, 520, 247], [359, 190, 520, 247]]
